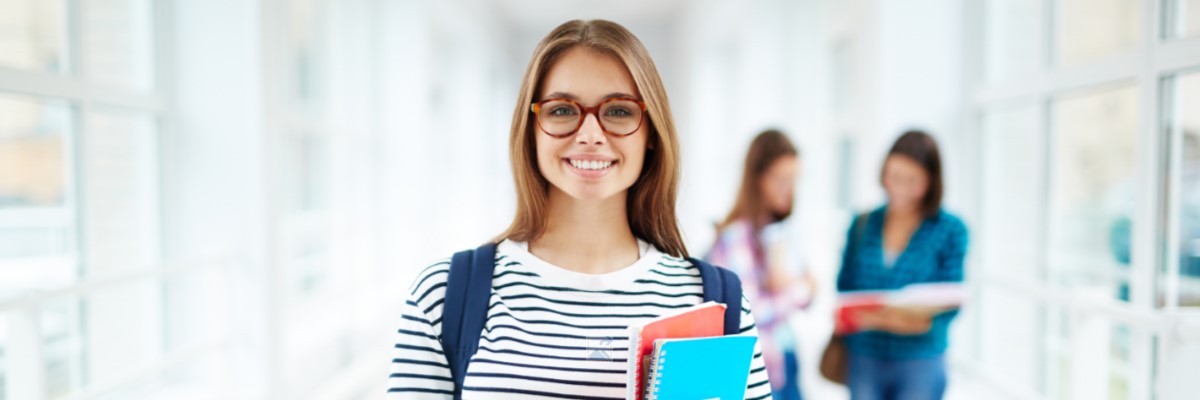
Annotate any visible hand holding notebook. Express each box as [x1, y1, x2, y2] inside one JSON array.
[[835, 282, 965, 334]]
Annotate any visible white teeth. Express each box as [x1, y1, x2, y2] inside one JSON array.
[[569, 159, 614, 171]]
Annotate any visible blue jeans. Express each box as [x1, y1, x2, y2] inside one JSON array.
[[772, 350, 803, 400], [847, 355, 946, 400]]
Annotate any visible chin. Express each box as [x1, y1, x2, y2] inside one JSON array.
[[563, 185, 623, 202]]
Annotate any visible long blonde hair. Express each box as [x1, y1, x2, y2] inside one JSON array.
[[493, 19, 687, 258]]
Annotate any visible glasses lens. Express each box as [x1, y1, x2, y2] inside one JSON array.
[[599, 100, 643, 135], [538, 100, 581, 135]]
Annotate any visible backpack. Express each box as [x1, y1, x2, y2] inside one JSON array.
[[439, 242, 744, 399]]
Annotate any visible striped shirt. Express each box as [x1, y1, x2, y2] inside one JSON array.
[[387, 239, 773, 399]]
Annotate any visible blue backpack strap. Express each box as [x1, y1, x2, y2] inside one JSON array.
[[688, 257, 743, 335], [441, 242, 498, 399]]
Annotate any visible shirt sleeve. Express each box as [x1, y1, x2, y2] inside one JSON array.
[[933, 217, 968, 283], [386, 260, 455, 399], [739, 295, 775, 400], [709, 224, 774, 323], [932, 217, 969, 323]]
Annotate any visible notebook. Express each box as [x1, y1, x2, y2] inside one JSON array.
[[643, 335, 758, 400], [835, 282, 965, 333], [625, 301, 726, 400]]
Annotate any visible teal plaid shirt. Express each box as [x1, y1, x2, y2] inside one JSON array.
[[836, 206, 968, 359]]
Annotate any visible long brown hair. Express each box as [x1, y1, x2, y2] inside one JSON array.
[[493, 20, 687, 257], [882, 130, 943, 217], [717, 129, 799, 234]]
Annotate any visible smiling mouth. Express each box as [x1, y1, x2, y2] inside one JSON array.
[[566, 158, 616, 171]]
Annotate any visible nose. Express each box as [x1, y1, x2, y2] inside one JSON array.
[[575, 113, 606, 145]]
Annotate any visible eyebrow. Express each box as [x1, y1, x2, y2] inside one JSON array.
[[542, 92, 639, 102]]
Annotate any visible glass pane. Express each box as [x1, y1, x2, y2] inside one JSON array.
[[0, 227, 69, 259], [1171, 71, 1200, 307], [80, 0, 155, 89], [0, 315, 6, 398], [42, 299, 84, 398], [1170, 0, 1200, 38], [1157, 328, 1200, 399], [0, 0, 67, 72], [82, 108, 159, 277], [1048, 85, 1138, 302], [984, 0, 1041, 81], [1055, 0, 1141, 65], [280, 134, 329, 299], [1044, 308, 1135, 400], [0, 94, 70, 208], [282, 134, 327, 213], [281, 223, 329, 299], [288, 0, 322, 113], [164, 265, 230, 351], [981, 104, 1042, 279], [82, 279, 162, 394], [0, 94, 72, 263], [980, 286, 1041, 391]]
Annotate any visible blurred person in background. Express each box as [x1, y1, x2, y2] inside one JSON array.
[[385, 19, 772, 399], [707, 129, 817, 400], [835, 130, 968, 400]]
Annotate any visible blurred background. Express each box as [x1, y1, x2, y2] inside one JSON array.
[[0, 0, 1198, 399]]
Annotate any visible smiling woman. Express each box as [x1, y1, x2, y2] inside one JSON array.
[[385, 19, 772, 400]]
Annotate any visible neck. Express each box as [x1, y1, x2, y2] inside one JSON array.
[[754, 211, 776, 227], [887, 203, 922, 219], [529, 188, 640, 274]]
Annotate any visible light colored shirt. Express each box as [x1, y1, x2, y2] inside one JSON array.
[[387, 239, 774, 399]]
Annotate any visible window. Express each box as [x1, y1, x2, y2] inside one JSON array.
[[1055, 0, 1142, 65], [1048, 85, 1139, 303], [80, 0, 156, 89], [1167, 70, 1200, 308], [1168, 0, 1200, 39], [983, 0, 1042, 81], [980, 104, 1042, 280], [82, 108, 160, 278], [0, 0, 67, 73], [979, 285, 1042, 391], [0, 0, 162, 398], [0, 94, 72, 260], [972, 0, 1200, 398]]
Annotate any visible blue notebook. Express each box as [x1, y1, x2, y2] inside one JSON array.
[[643, 335, 758, 400]]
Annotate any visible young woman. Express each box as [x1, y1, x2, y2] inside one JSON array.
[[707, 130, 816, 400], [386, 20, 772, 399], [836, 130, 968, 400]]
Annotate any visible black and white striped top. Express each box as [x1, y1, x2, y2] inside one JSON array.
[[386, 239, 774, 399]]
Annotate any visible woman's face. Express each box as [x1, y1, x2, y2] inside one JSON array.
[[535, 47, 648, 202], [759, 155, 799, 216], [882, 154, 930, 212]]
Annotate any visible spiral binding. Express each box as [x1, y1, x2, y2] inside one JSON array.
[[645, 349, 666, 400]]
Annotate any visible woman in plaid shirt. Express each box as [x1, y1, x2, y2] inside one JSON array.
[[836, 130, 969, 400], [708, 130, 817, 400]]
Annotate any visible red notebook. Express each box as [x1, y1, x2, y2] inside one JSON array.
[[624, 301, 726, 400]]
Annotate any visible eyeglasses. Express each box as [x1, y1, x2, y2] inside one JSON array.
[[530, 97, 647, 137]]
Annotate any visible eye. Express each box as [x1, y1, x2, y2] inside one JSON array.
[[604, 107, 633, 117], [549, 106, 578, 116]]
